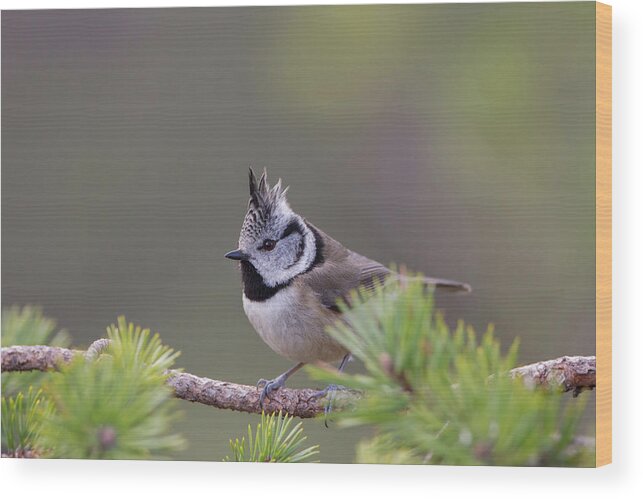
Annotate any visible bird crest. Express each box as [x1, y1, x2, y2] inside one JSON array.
[[242, 168, 291, 239]]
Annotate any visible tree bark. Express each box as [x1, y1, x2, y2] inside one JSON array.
[[509, 355, 596, 396], [1, 343, 333, 418], [1, 344, 595, 418]]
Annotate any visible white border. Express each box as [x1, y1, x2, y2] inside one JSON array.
[[0, 0, 630, 8], [1, 0, 641, 496]]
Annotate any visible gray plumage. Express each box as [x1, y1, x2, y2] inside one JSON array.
[[225, 168, 471, 404]]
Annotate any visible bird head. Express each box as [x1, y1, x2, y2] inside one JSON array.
[[225, 168, 318, 287]]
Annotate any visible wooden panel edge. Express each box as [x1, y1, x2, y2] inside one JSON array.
[[595, 0, 612, 468]]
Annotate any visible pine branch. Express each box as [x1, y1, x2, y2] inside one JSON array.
[[1, 343, 326, 418], [509, 355, 597, 396], [166, 370, 324, 418], [1, 343, 595, 419]]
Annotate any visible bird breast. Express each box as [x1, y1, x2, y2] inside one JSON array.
[[242, 285, 347, 363]]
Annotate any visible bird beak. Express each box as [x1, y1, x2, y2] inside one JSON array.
[[224, 249, 248, 261]]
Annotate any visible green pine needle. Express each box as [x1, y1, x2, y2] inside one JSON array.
[[40, 317, 185, 459], [308, 275, 595, 467], [106, 316, 181, 378], [1, 305, 70, 348], [2, 306, 71, 397], [1, 387, 53, 457], [225, 411, 319, 463]]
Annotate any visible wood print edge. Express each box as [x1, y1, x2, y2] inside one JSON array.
[[595, 0, 612, 468]]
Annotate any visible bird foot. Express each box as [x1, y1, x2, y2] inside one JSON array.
[[313, 384, 346, 427], [312, 384, 342, 399], [256, 374, 288, 408]]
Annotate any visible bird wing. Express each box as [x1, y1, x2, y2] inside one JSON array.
[[299, 224, 471, 313], [344, 251, 471, 296]]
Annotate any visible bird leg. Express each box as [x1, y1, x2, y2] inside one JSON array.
[[313, 353, 352, 426], [257, 362, 305, 409]]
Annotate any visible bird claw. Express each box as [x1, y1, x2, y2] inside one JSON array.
[[312, 383, 339, 399], [257, 375, 287, 409], [313, 384, 345, 427]]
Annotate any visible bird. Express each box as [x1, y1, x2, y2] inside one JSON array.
[[225, 168, 471, 410]]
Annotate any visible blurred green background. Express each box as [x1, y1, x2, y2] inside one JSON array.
[[2, 3, 596, 463]]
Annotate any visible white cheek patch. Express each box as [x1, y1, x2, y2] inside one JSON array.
[[257, 228, 316, 287], [284, 235, 305, 269]]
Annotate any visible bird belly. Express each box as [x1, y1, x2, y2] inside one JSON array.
[[242, 287, 347, 363]]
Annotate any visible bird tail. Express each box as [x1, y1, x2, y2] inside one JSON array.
[[393, 271, 471, 294], [422, 276, 472, 294]]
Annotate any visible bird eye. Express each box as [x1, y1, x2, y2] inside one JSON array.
[[261, 239, 276, 251]]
